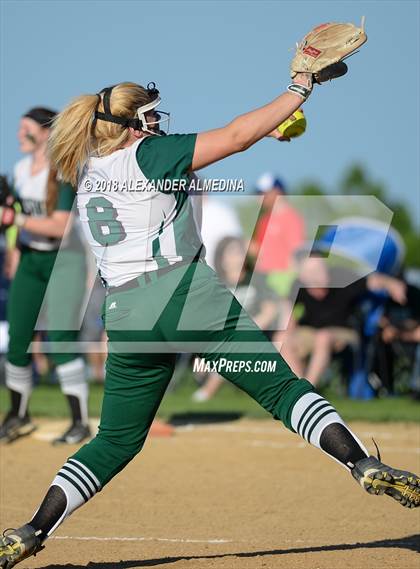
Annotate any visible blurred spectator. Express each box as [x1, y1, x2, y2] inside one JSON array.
[[278, 256, 407, 387], [193, 236, 279, 401], [0, 107, 90, 445], [0, 235, 8, 385], [200, 194, 242, 269], [372, 280, 420, 396], [249, 173, 305, 297]]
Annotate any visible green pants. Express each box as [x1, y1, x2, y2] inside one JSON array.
[[7, 247, 86, 367], [73, 261, 313, 487]]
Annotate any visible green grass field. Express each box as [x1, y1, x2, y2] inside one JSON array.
[[1, 374, 419, 423]]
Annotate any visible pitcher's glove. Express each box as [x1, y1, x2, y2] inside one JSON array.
[[291, 18, 367, 85]]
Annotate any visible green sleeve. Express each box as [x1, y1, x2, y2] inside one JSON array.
[[136, 134, 197, 184], [56, 182, 76, 211]]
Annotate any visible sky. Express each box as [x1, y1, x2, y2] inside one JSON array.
[[0, 0, 419, 226]]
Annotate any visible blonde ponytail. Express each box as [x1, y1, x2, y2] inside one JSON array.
[[49, 94, 98, 186], [49, 83, 153, 186]]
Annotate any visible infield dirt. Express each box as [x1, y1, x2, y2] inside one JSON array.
[[1, 419, 419, 569]]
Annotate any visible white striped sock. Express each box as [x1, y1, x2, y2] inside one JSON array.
[[5, 362, 33, 417], [56, 358, 89, 424], [291, 392, 368, 469], [47, 459, 101, 536]]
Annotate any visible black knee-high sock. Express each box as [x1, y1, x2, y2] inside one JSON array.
[[291, 392, 369, 470], [28, 459, 101, 541], [10, 389, 25, 417], [5, 362, 32, 418], [66, 394, 83, 424], [56, 359, 89, 426], [29, 486, 67, 541], [319, 423, 368, 467]]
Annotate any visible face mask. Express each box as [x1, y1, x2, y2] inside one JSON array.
[[93, 82, 170, 136]]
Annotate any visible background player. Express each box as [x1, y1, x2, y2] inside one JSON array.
[[0, 107, 90, 445], [1, 77, 419, 568]]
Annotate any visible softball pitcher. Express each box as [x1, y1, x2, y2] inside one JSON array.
[[0, 107, 90, 446], [1, 74, 419, 566]]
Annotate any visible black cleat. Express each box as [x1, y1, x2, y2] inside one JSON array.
[[0, 413, 36, 444], [0, 525, 44, 568], [352, 455, 420, 508], [52, 421, 91, 445]]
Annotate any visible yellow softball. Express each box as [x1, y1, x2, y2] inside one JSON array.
[[277, 109, 307, 138]]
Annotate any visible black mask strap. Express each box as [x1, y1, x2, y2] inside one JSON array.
[[94, 84, 142, 130], [102, 85, 114, 115]]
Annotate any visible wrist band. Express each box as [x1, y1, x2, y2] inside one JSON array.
[[287, 83, 312, 100], [15, 213, 27, 228]]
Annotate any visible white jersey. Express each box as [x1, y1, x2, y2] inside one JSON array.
[[14, 156, 78, 251], [77, 134, 202, 287], [14, 156, 52, 251]]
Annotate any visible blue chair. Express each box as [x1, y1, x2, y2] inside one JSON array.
[[314, 218, 405, 399]]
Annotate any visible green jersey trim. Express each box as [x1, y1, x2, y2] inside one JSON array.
[[56, 182, 76, 211]]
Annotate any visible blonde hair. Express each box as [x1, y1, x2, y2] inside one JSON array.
[[49, 82, 153, 186]]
